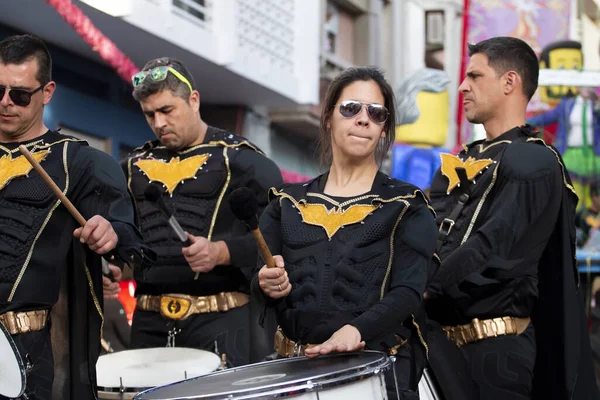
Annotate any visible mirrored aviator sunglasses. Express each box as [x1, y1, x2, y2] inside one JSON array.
[[131, 66, 193, 94], [0, 85, 44, 107], [338, 100, 389, 124], [132, 66, 170, 87]]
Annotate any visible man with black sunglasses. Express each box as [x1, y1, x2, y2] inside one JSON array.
[[0, 34, 153, 400], [122, 57, 283, 367]]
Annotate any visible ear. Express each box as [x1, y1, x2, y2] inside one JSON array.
[[503, 71, 519, 95], [42, 81, 56, 106], [380, 130, 385, 138], [190, 90, 200, 112]]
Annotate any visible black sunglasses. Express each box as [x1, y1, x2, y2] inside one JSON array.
[[337, 100, 389, 124], [0, 84, 45, 107]]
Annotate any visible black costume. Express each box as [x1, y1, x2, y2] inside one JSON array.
[[252, 171, 437, 400], [426, 126, 599, 399], [125, 126, 283, 366], [0, 130, 151, 400]]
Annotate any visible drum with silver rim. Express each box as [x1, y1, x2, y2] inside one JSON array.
[[97, 347, 221, 399], [0, 320, 26, 399], [134, 351, 390, 400]]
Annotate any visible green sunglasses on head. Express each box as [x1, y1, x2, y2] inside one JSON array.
[[131, 66, 193, 93]]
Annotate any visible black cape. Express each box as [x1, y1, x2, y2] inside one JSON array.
[[426, 132, 598, 399], [532, 139, 598, 399]]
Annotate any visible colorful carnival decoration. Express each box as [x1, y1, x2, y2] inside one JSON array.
[[459, 0, 572, 146], [45, 0, 139, 83], [539, 40, 583, 105], [528, 68, 600, 208], [526, 41, 583, 146], [391, 68, 450, 190]]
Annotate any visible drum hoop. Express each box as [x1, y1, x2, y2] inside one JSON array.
[[0, 321, 26, 398], [98, 385, 152, 393], [420, 367, 444, 400], [135, 351, 391, 400]]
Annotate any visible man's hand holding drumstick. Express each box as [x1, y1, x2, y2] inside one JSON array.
[[18, 145, 121, 289], [73, 215, 118, 255]]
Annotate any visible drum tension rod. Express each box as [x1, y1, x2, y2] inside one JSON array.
[[390, 356, 401, 400], [25, 354, 33, 374]]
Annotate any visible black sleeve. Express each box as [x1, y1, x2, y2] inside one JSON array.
[[68, 145, 155, 269], [351, 199, 437, 342], [427, 143, 563, 296], [223, 147, 283, 273], [250, 197, 283, 303]]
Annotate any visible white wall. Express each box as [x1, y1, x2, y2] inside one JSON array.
[[403, 1, 426, 76], [124, 0, 320, 104], [582, 15, 600, 70]]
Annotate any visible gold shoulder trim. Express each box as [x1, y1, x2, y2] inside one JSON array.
[[526, 137, 579, 199]]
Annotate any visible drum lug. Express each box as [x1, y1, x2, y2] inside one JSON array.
[[167, 327, 181, 348], [292, 342, 303, 357], [24, 354, 33, 374]]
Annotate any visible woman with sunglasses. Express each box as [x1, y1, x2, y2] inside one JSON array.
[[252, 67, 437, 399]]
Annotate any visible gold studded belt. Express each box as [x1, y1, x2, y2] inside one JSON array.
[[442, 316, 531, 347], [0, 310, 49, 335], [274, 327, 318, 357], [136, 292, 249, 320]]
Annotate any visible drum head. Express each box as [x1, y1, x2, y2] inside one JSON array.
[[0, 322, 26, 398], [97, 348, 221, 391], [134, 351, 390, 400]]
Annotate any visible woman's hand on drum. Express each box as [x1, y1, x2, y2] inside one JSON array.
[[258, 255, 291, 299], [304, 325, 365, 359]]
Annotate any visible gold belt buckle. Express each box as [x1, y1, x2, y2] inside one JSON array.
[[160, 294, 193, 320]]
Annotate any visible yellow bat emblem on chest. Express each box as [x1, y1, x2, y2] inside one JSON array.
[[297, 203, 378, 239], [135, 154, 210, 195], [440, 153, 493, 193], [0, 150, 51, 190]]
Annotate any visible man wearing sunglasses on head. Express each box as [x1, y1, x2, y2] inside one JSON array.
[[122, 57, 283, 367], [0, 34, 153, 400]]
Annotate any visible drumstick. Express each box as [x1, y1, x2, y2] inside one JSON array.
[[228, 187, 276, 268], [18, 145, 116, 281], [19, 145, 86, 226]]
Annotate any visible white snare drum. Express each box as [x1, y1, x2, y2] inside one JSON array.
[[418, 368, 444, 400], [134, 351, 390, 400], [0, 321, 26, 399], [97, 347, 221, 399]]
